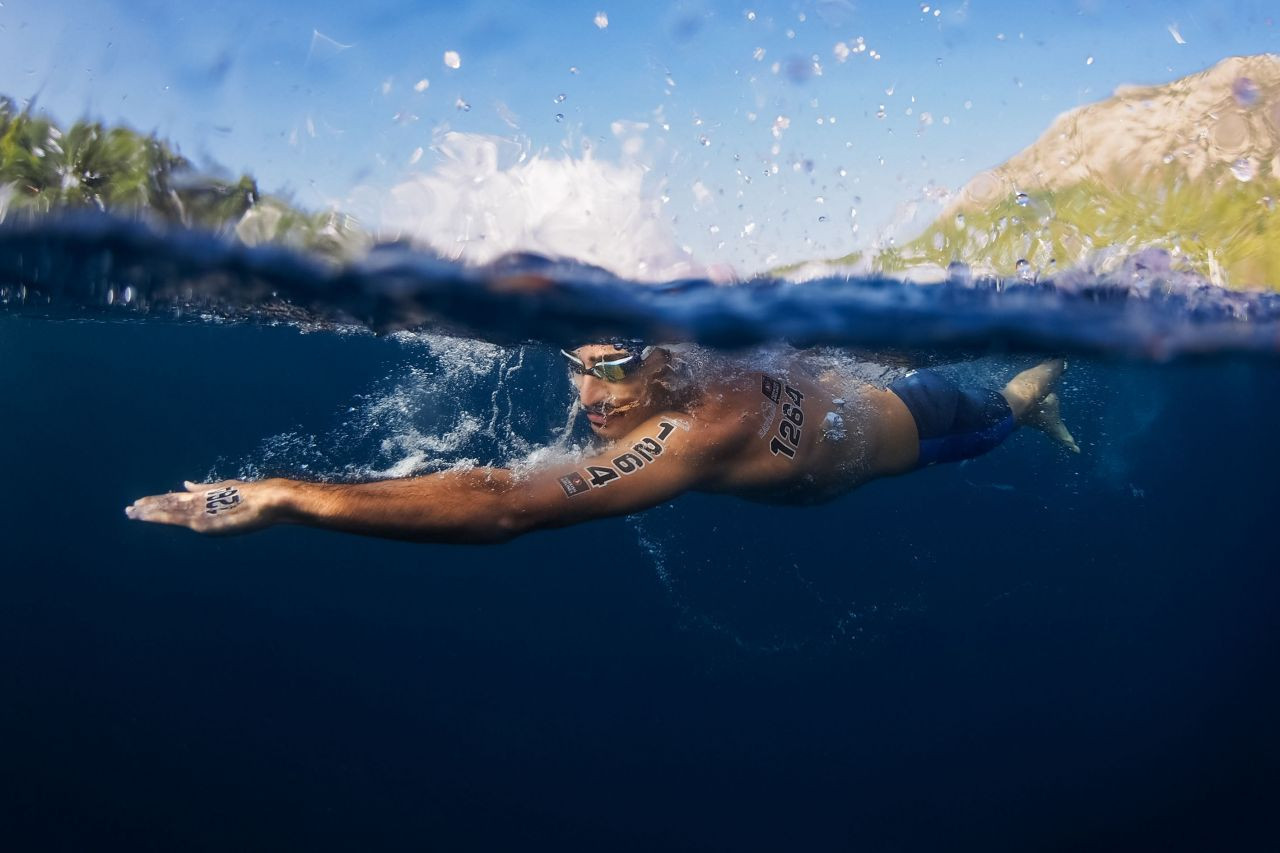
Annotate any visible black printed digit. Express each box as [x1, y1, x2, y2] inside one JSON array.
[[632, 443, 654, 462], [770, 436, 796, 458], [779, 419, 800, 445], [639, 437, 663, 456], [586, 465, 620, 487], [785, 385, 804, 405], [613, 452, 645, 474], [782, 403, 803, 426], [657, 421, 676, 441]]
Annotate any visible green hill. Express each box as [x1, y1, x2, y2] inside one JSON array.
[[865, 55, 1280, 289]]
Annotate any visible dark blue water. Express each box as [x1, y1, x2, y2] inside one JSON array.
[[3, 312, 1278, 851]]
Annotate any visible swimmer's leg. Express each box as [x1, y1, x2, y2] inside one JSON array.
[[888, 359, 1076, 468], [999, 359, 1079, 453]]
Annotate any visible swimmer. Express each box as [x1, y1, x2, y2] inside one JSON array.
[[126, 345, 1077, 541]]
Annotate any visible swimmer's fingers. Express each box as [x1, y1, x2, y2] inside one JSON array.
[[126, 480, 273, 535], [125, 490, 205, 528]]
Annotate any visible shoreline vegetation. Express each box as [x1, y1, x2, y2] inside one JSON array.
[[0, 96, 366, 261]]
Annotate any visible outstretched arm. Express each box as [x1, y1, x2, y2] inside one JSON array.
[[126, 414, 727, 544]]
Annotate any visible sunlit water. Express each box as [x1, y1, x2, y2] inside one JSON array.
[[2, 216, 1278, 849]]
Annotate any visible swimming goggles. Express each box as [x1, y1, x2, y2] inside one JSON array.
[[560, 347, 649, 381]]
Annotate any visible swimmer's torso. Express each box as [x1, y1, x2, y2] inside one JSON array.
[[656, 367, 918, 504]]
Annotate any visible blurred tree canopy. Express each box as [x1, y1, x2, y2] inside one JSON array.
[[0, 97, 365, 259]]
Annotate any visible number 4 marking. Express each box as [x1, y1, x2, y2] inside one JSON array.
[[586, 465, 620, 487]]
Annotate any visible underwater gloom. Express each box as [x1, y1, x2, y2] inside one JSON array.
[[3, 2, 1279, 850]]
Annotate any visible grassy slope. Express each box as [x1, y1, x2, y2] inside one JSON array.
[[873, 164, 1280, 289]]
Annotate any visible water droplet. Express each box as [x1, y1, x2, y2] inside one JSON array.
[[876, 105, 886, 119], [838, 167, 847, 177], [414, 78, 430, 92], [818, 215, 828, 222], [698, 135, 710, 146], [1085, 55, 1094, 66], [455, 97, 471, 111], [554, 93, 566, 103], [955, 213, 965, 227], [753, 47, 766, 61], [1231, 157, 1254, 182], [555, 113, 565, 122], [569, 66, 579, 75], [409, 146, 423, 165], [1015, 191, 1029, 206], [1162, 153, 1175, 164], [443, 50, 461, 69], [1233, 77, 1260, 106], [594, 11, 609, 29]]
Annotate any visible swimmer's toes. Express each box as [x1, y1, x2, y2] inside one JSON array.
[[1029, 392, 1080, 453]]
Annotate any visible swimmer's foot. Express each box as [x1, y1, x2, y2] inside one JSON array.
[[1025, 391, 1080, 453]]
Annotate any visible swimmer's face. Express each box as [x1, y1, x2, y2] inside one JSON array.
[[566, 344, 662, 438]]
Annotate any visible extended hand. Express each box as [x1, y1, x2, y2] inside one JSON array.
[[126, 480, 282, 535]]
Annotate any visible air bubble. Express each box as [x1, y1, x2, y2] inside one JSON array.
[[699, 135, 710, 146], [1232, 77, 1259, 106], [1015, 192, 1029, 206], [555, 113, 565, 122], [554, 93, 566, 103], [443, 50, 461, 69], [1231, 158, 1254, 182]]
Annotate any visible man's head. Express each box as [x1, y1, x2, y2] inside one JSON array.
[[562, 343, 669, 438]]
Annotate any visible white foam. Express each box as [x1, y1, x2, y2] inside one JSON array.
[[376, 132, 707, 281]]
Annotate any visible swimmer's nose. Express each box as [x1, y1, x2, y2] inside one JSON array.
[[578, 374, 610, 408]]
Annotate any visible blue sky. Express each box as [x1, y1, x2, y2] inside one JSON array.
[[2, 0, 1277, 272]]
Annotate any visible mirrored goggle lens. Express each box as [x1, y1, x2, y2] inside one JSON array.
[[560, 349, 638, 381]]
